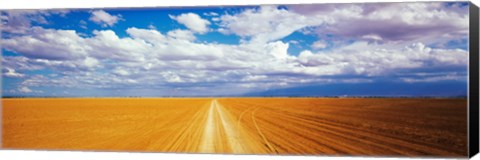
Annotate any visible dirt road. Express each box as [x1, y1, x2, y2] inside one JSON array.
[[2, 98, 467, 157], [198, 99, 264, 153]]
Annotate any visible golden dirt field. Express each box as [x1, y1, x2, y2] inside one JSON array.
[[1, 98, 467, 157]]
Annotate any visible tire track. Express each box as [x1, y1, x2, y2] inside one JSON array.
[[214, 100, 247, 153], [250, 107, 278, 153], [199, 101, 217, 153]]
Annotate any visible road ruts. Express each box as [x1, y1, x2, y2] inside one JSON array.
[[198, 99, 265, 153]]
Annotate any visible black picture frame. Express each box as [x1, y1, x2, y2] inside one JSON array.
[[469, 1, 479, 158]]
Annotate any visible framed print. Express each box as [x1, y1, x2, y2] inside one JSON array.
[[1, 1, 479, 158]]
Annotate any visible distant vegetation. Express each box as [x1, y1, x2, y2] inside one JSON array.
[[2, 95, 468, 99]]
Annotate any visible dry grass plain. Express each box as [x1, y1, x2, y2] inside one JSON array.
[[2, 98, 467, 157]]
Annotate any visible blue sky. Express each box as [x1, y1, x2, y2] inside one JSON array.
[[1, 2, 470, 97]]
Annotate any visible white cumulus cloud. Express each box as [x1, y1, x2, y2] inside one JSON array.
[[3, 68, 25, 78], [169, 13, 211, 34], [311, 40, 328, 49], [19, 86, 33, 93], [89, 10, 122, 27], [218, 6, 328, 44]]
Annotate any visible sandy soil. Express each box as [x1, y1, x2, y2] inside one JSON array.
[[2, 98, 467, 157]]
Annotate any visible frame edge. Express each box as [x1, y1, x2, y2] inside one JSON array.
[[469, 1, 479, 158]]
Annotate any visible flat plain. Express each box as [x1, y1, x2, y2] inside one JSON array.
[[2, 98, 467, 157]]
